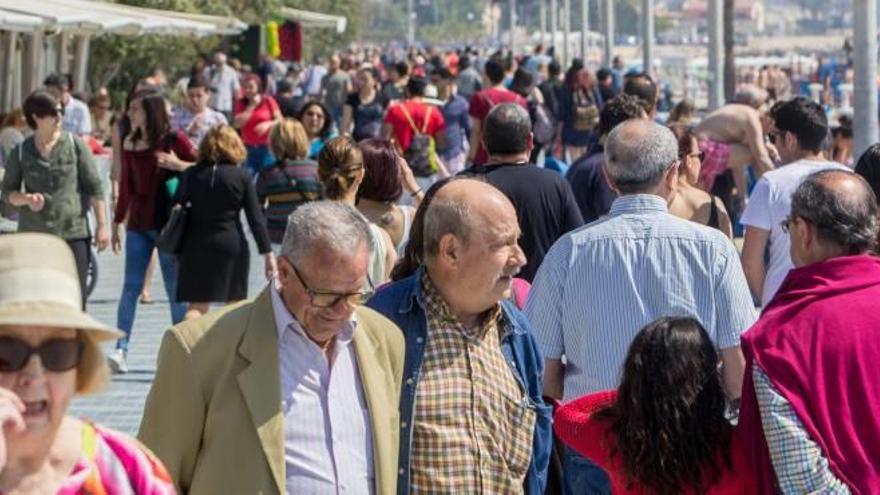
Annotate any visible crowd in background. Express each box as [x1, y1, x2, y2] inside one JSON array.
[[0, 38, 878, 495]]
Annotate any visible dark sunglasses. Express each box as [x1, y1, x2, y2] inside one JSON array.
[[0, 337, 83, 373], [36, 106, 64, 119]]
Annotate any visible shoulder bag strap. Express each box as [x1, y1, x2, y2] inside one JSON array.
[[398, 103, 420, 135], [421, 106, 432, 134]]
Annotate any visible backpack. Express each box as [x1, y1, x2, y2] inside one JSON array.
[[531, 100, 557, 146], [572, 89, 599, 132], [398, 103, 439, 178]]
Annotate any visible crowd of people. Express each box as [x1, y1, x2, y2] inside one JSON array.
[[0, 41, 878, 494]]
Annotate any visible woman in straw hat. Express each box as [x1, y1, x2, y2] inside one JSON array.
[[0, 233, 174, 493]]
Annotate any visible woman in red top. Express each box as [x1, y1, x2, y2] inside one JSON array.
[[555, 317, 754, 495], [233, 74, 282, 176], [110, 89, 197, 374]]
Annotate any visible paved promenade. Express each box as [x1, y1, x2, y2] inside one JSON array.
[[69, 237, 267, 436]]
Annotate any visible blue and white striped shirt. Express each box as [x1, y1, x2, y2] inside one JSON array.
[[525, 194, 757, 401]]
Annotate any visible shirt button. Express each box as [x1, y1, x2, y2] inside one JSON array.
[[416, 337, 424, 344], [406, 378, 414, 385], [401, 421, 407, 429], [399, 468, 405, 475]]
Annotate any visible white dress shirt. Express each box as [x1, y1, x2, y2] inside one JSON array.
[[270, 284, 375, 495]]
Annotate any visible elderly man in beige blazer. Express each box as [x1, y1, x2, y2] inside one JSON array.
[[139, 201, 405, 495]]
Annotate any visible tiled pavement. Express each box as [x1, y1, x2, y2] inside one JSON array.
[[68, 237, 268, 436]]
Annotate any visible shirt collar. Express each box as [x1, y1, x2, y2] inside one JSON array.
[[609, 194, 669, 216], [269, 282, 356, 346]]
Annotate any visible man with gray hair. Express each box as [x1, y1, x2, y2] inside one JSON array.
[[526, 119, 757, 494], [368, 178, 552, 495], [470, 102, 583, 282], [140, 200, 405, 494], [739, 170, 880, 493]]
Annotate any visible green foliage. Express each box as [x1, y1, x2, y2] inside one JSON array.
[[88, 0, 362, 102]]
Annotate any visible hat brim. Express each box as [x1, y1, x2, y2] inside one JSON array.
[[0, 302, 123, 342]]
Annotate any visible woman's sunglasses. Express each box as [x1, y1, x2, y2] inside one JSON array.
[[0, 337, 83, 373]]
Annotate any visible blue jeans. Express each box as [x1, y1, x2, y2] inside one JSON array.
[[116, 229, 186, 351], [244, 144, 275, 177], [563, 446, 612, 495]]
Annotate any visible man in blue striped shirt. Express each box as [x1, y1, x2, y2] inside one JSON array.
[[525, 120, 757, 494]]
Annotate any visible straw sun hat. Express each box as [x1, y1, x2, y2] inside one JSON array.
[[0, 233, 122, 340]]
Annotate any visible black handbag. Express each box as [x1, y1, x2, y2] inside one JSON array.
[[156, 201, 189, 254], [156, 167, 190, 255]]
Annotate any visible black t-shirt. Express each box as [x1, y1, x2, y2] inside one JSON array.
[[276, 94, 304, 119], [469, 162, 584, 282], [346, 92, 387, 141]]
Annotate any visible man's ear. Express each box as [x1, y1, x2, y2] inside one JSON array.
[[437, 233, 459, 267], [601, 164, 620, 194]]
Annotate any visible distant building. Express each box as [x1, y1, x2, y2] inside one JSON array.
[[680, 0, 766, 33]]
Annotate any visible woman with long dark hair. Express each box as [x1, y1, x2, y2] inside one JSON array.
[[555, 317, 753, 494], [558, 59, 601, 162], [110, 88, 197, 373]]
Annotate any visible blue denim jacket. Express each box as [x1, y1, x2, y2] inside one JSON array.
[[367, 269, 552, 495]]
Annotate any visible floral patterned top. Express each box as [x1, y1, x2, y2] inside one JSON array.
[[57, 421, 175, 495]]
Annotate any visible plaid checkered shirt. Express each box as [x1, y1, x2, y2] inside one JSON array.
[[409, 273, 536, 494]]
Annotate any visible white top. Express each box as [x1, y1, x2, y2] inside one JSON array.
[[62, 97, 92, 135], [270, 284, 375, 495], [0, 127, 24, 164], [740, 159, 849, 306], [205, 64, 241, 112]]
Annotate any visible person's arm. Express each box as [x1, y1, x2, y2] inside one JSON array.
[[543, 358, 565, 401], [752, 366, 852, 494], [112, 148, 132, 255], [467, 118, 482, 162], [745, 111, 775, 178], [138, 330, 206, 494], [241, 169, 272, 255], [232, 99, 257, 129], [720, 346, 746, 405], [741, 227, 770, 303], [73, 135, 109, 251], [341, 105, 354, 135], [110, 122, 122, 207], [524, 239, 571, 400], [715, 196, 734, 239], [713, 243, 758, 401]]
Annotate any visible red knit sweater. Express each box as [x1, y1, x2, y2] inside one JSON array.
[[554, 391, 755, 494]]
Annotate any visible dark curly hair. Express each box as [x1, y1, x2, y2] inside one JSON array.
[[598, 94, 646, 137], [596, 317, 732, 495]]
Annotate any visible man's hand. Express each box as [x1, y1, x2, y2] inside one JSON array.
[[0, 388, 26, 472], [26, 193, 45, 212], [111, 223, 123, 255], [94, 223, 110, 252], [264, 252, 278, 283]]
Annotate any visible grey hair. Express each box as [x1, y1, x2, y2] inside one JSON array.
[[604, 120, 678, 193], [280, 201, 371, 263], [790, 170, 879, 254], [732, 85, 767, 109], [423, 195, 474, 263]]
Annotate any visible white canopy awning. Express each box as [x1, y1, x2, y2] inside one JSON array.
[[0, 0, 244, 36], [0, 9, 43, 31], [279, 7, 347, 34]]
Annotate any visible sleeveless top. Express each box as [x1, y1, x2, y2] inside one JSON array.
[[58, 421, 175, 494], [366, 222, 387, 290]]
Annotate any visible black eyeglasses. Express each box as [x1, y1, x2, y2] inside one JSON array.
[[0, 337, 83, 373], [767, 130, 784, 145], [780, 215, 797, 234], [288, 260, 373, 308], [37, 106, 64, 119]]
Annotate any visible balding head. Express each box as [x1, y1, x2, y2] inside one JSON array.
[[484, 103, 532, 156], [423, 179, 516, 262], [422, 178, 525, 321], [790, 170, 879, 263], [605, 119, 679, 194]]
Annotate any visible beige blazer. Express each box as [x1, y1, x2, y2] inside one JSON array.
[[138, 288, 405, 495]]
